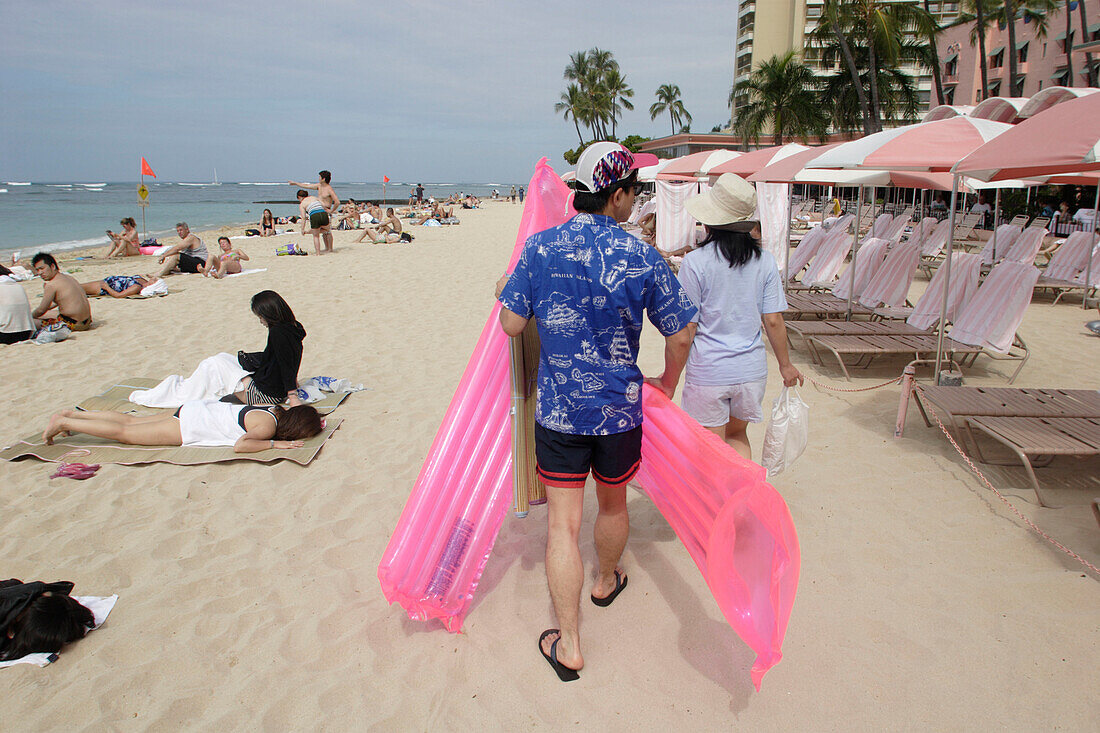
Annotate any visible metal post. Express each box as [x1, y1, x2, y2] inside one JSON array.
[[783, 186, 793, 293], [140, 172, 146, 239], [1084, 185, 1099, 309], [846, 185, 864, 320], [934, 175, 961, 382], [990, 189, 1001, 261]]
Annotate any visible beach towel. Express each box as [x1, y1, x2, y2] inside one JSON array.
[[948, 262, 1040, 353], [1042, 232, 1095, 282], [138, 279, 169, 297], [831, 237, 889, 301], [224, 268, 267, 278], [90, 377, 352, 415], [907, 252, 982, 331], [859, 241, 921, 308], [655, 180, 697, 252], [0, 594, 118, 669], [756, 182, 790, 270]]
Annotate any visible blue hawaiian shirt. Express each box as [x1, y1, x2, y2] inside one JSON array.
[[499, 213, 697, 435]]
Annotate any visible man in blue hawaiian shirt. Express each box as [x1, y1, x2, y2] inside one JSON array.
[[497, 142, 696, 681]]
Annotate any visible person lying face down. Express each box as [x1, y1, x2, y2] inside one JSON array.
[[42, 402, 324, 453], [0, 579, 94, 662], [80, 274, 159, 298]]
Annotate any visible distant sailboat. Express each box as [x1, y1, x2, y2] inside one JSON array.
[[213, 168, 221, 185]]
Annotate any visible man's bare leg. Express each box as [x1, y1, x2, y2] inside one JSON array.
[[323, 229, 333, 252], [591, 480, 629, 601], [311, 232, 322, 255], [542, 485, 585, 672], [157, 254, 180, 278]]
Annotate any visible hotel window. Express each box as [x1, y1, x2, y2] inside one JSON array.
[[1018, 42, 1028, 63], [945, 57, 958, 76], [990, 50, 1004, 69]]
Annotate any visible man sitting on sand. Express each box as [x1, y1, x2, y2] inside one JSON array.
[[357, 208, 403, 243], [81, 274, 159, 298], [205, 236, 249, 278], [157, 223, 209, 277], [297, 190, 331, 255], [30, 253, 93, 331]]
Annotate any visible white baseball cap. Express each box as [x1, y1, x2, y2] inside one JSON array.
[[572, 142, 659, 193]]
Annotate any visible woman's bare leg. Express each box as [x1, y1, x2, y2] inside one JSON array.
[[44, 410, 182, 446]]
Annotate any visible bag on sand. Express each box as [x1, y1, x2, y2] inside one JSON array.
[[761, 387, 809, 476]]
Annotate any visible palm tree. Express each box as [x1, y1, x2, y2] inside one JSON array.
[[1001, 0, 1059, 95], [1065, 0, 1075, 85], [556, 84, 587, 146], [602, 68, 635, 139], [967, 0, 992, 100], [731, 52, 827, 145], [922, 0, 947, 106], [649, 84, 692, 135], [817, 47, 922, 133], [811, 0, 933, 133]]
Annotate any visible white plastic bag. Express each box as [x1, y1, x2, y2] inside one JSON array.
[[761, 387, 809, 476]]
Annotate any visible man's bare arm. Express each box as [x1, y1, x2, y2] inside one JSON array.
[[499, 306, 529, 338], [644, 323, 695, 399], [32, 283, 57, 318], [288, 180, 318, 190]]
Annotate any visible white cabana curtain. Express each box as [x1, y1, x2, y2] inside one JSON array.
[[656, 180, 699, 252], [755, 182, 790, 272]]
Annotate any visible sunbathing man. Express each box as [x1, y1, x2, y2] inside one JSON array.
[[104, 217, 141, 258], [30, 253, 92, 331], [81, 274, 159, 298], [156, 223, 209, 277], [205, 236, 249, 278], [297, 190, 331, 255], [357, 208, 403, 243], [416, 202, 456, 226], [289, 171, 340, 252]]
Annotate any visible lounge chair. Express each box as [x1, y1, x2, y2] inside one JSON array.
[[902, 217, 939, 249], [1035, 239, 1100, 305], [805, 261, 1039, 381], [880, 211, 914, 245], [977, 224, 1023, 264], [788, 223, 857, 292], [1001, 225, 1050, 265], [786, 225, 829, 281], [1008, 214, 1030, 228], [966, 416, 1100, 506], [783, 237, 891, 319]]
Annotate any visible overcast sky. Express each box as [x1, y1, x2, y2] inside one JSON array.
[[1, 1, 738, 183]]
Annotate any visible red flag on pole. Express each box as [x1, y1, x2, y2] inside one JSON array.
[[383, 175, 390, 183], [141, 157, 157, 178]]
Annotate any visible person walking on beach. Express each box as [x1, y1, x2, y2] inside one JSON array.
[[496, 142, 696, 682], [156, 223, 209, 276], [518, 186, 525, 204], [297, 190, 332, 255], [416, 183, 425, 207], [677, 174, 803, 461], [30, 253, 93, 331], [510, 185, 517, 203], [289, 171, 340, 252]]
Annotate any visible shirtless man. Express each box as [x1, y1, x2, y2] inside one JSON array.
[[297, 190, 331, 255], [157, 223, 209, 277], [289, 171, 340, 252], [31, 253, 93, 330], [357, 207, 403, 243]]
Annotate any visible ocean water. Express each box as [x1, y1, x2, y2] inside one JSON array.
[[0, 181, 514, 258]]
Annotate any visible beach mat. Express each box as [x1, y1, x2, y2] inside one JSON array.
[[78, 378, 352, 415], [0, 417, 342, 467]]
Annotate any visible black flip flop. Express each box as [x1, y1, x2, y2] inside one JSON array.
[[590, 570, 628, 607], [538, 629, 579, 682]]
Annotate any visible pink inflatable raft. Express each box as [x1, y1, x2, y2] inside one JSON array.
[[378, 158, 800, 690]]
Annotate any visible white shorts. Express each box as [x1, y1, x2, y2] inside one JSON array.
[[681, 379, 767, 427]]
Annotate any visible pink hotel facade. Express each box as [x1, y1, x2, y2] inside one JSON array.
[[935, 0, 1100, 108]]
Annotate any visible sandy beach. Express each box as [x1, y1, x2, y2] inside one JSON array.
[[1, 201, 1097, 730]]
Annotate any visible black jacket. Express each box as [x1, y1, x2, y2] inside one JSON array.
[[0, 579, 75, 659], [239, 320, 306, 398]]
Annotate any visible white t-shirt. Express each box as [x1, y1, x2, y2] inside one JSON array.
[[970, 203, 991, 215], [677, 246, 787, 386], [0, 277, 34, 334]]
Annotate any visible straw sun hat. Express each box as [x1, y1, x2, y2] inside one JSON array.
[[685, 173, 759, 231]]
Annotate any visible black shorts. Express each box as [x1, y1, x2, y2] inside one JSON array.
[[309, 211, 330, 229], [178, 252, 205, 273], [535, 423, 642, 489]]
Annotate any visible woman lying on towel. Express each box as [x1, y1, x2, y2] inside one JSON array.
[[1, 579, 94, 662], [43, 401, 323, 452]]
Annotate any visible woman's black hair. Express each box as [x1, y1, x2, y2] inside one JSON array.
[[251, 290, 296, 325], [700, 226, 762, 268], [273, 405, 323, 440], [572, 171, 638, 214], [1, 593, 93, 661]]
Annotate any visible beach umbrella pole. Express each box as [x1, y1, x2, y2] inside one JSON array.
[[1085, 185, 1099, 309], [990, 189, 1000, 261], [783, 188, 793, 293], [934, 175, 961, 382], [846, 186, 864, 320]]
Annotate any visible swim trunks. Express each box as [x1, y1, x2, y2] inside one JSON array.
[[178, 252, 205, 273], [59, 314, 92, 331], [309, 210, 330, 229]]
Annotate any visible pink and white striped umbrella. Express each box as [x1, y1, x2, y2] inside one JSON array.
[[707, 143, 809, 178], [656, 149, 741, 180], [806, 117, 1013, 172]]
